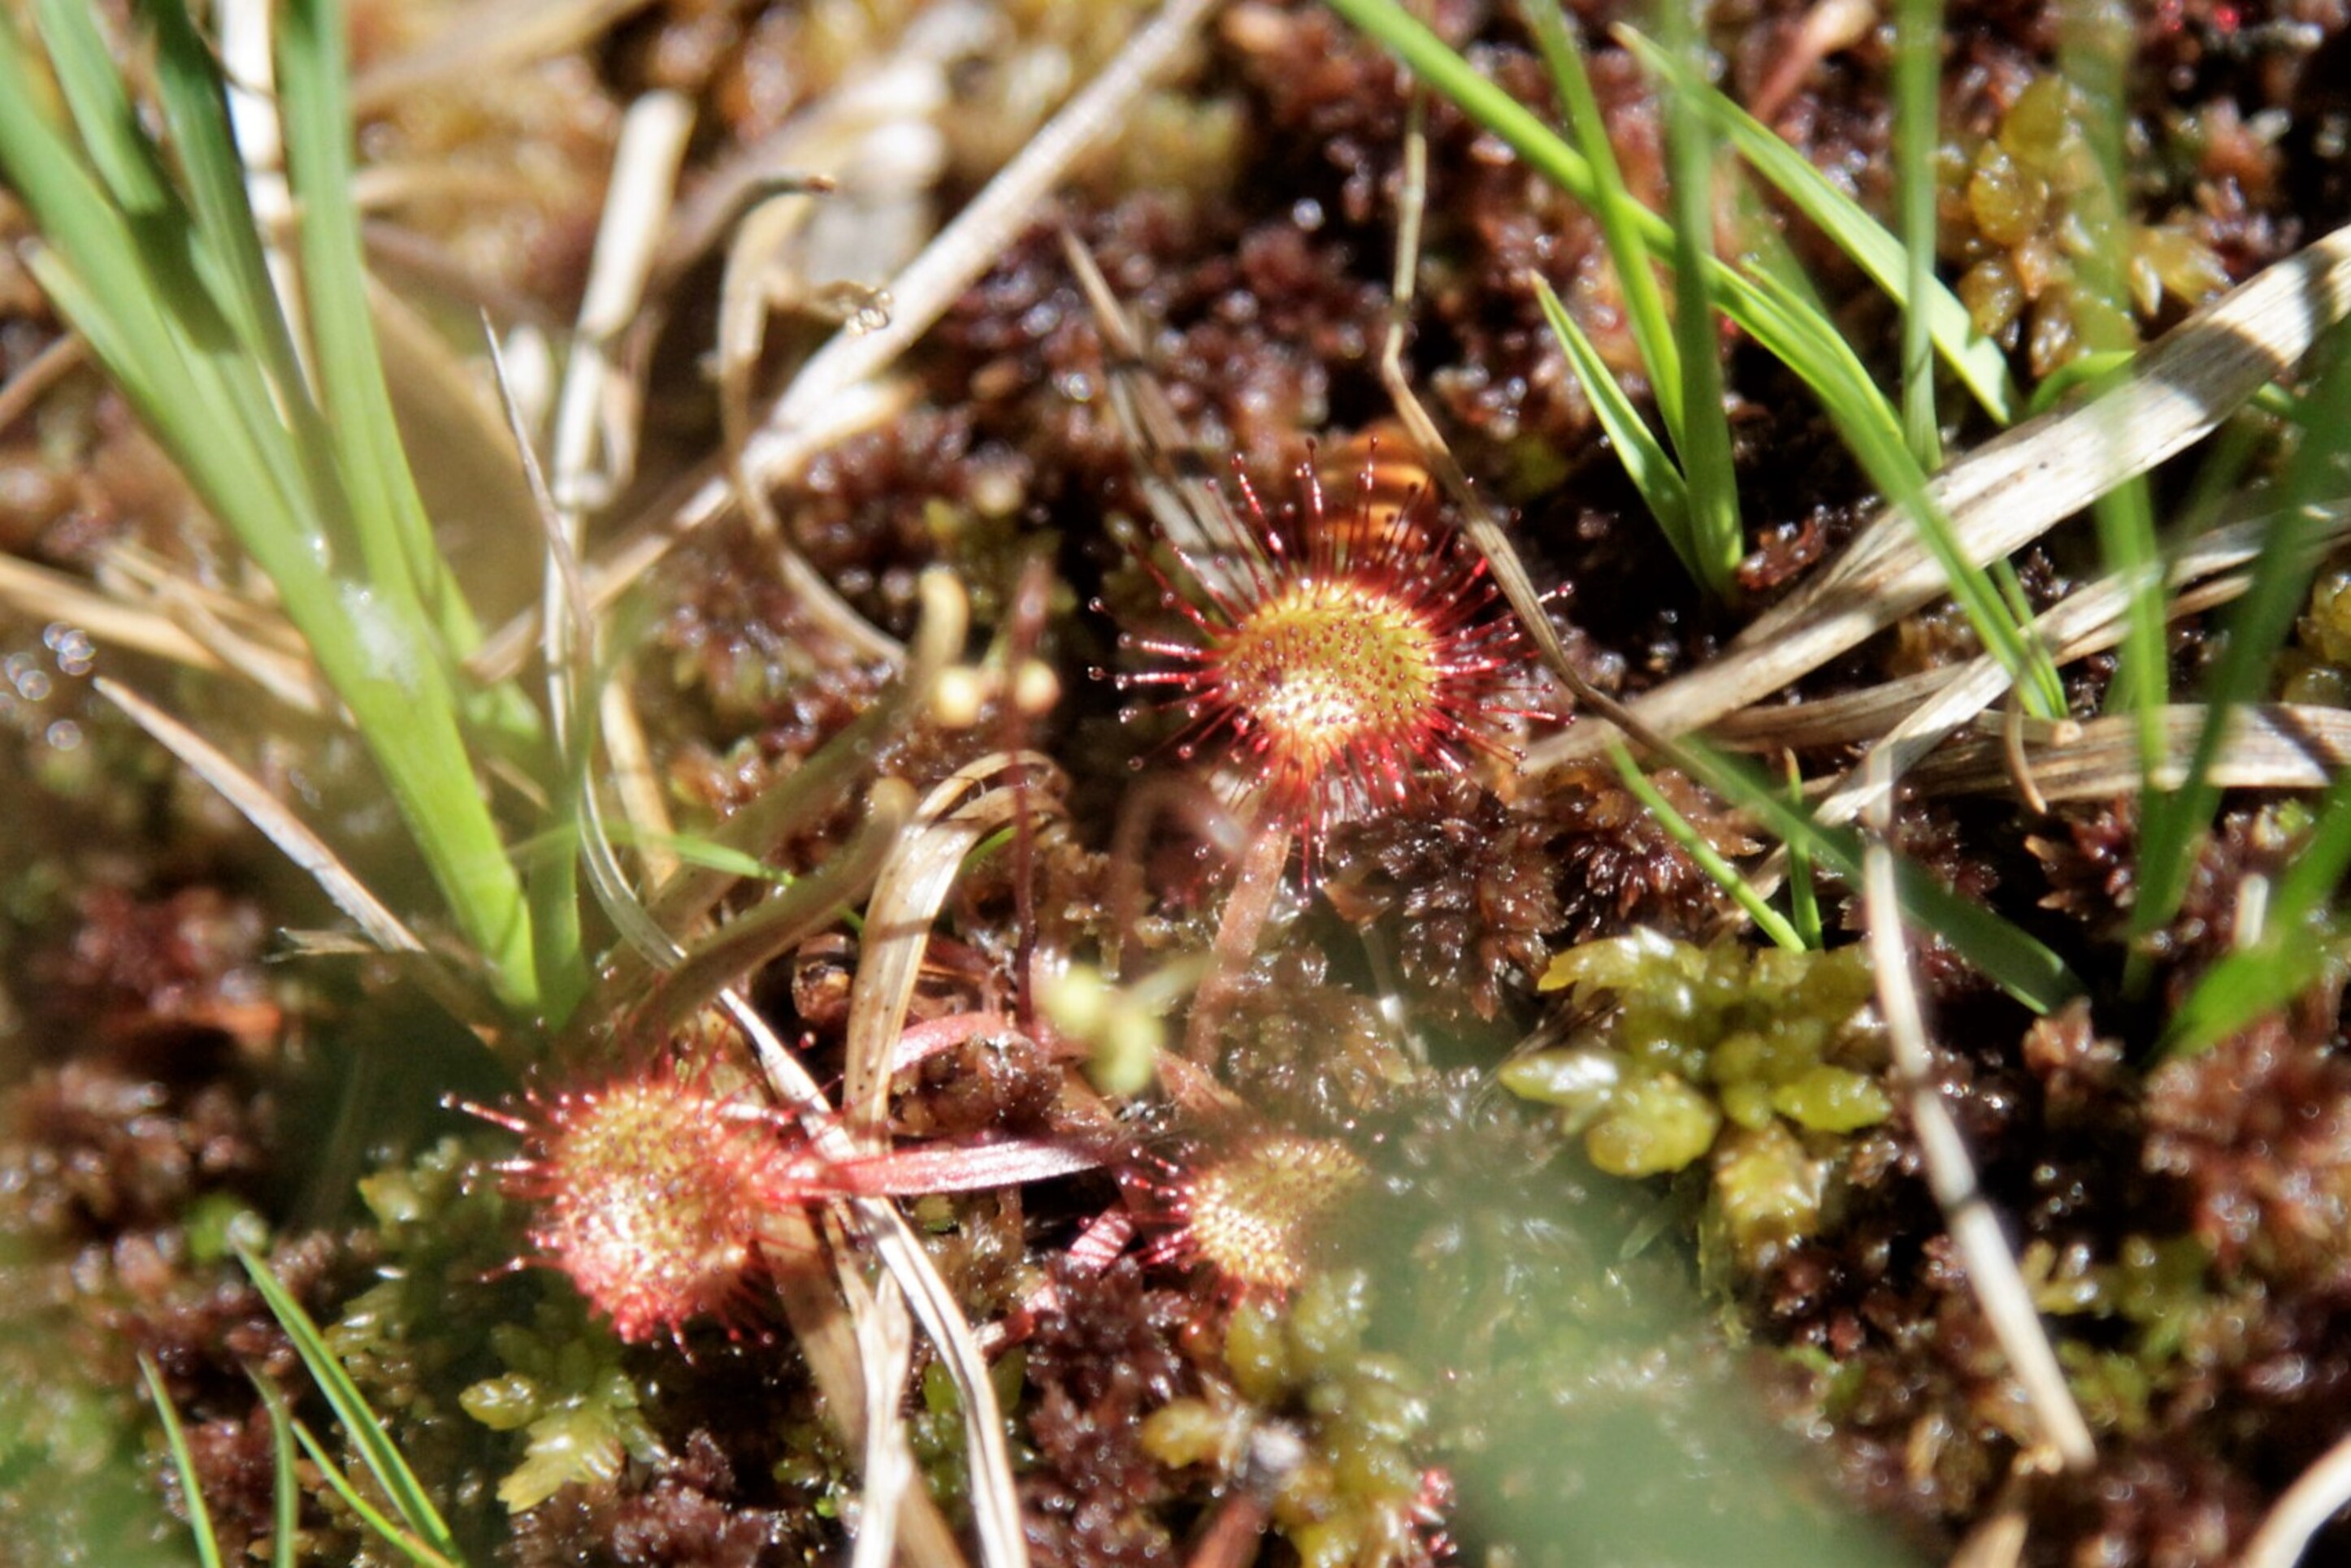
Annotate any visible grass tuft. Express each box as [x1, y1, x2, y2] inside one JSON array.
[[1520, 0, 1740, 600], [0, 1, 553, 1013]]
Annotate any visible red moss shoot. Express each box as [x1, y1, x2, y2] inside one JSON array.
[[1117, 456, 1538, 873]]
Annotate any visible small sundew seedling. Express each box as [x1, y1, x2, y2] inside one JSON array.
[[1176, 1130, 1368, 1295], [1112, 453, 1546, 1058], [466, 1063, 801, 1345], [1104, 1128, 1369, 1298], [466, 1059, 1100, 1345], [1116, 456, 1538, 875]]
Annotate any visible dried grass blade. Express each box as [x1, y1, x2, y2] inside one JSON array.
[[98, 545, 310, 656], [1533, 220, 2351, 765], [0, 554, 223, 671], [350, 0, 653, 115], [1711, 522, 2292, 756], [2242, 1431, 2351, 1568], [844, 755, 1069, 1139], [761, 1167, 974, 1568], [0, 331, 83, 435], [464, 379, 909, 686], [1859, 763, 2096, 1471], [759, 0, 1220, 451], [525, 89, 695, 1015], [550, 90, 692, 522], [727, 993, 1017, 1568], [718, 187, 909, 667], [94, 677, 426, 959], [859, 1199, 1031, 1568], [146, 601, 324, 715], [655, 6, 971, 282], [1911, 704, 2351, 800], [1753, 506, 2350, 852], [848, 1273, 918, 1568], [599, 672, 678, 885], [1064, 230, 1264, 580]]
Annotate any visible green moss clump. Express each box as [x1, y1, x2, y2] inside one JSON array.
[[1582, 1072, 1720, 1178], [459, 1303, 663, 1512], [2280, 560, 2351, 707], [1507, 932, 1889, 1263], [1938, 75, 2227, 380], [903, 1350, 1030, 1524], [332, 1136, 667, 1525], [326, 1136, 540, 1519], [1142, 1270, 1435, 1568]]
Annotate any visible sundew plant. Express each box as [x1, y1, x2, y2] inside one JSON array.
[[3, 1, 2351, 1566]]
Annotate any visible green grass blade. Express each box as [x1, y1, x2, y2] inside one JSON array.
[[31, 0, 326, 555], [291, 1423, 462, 1568], [1532, 275, 1698, 570], [33, 0, 176, 219], [24, 241, 541, 1010], [2052, 2, 2171, 812], [529, 795, 589, 1024], [20, 248, 320, 587], [254, 1379, 300, 1568], [2133, 324, 2351, 965], [1322, 0, 2014, 421], [276, 0, 481, 654], [6, 7, 544, 1010], [1678, 738, 2080, 1011], [236, 1244, 462, 1560], [1520, 0, 1681, 432], [0, 19, 346, 582], [0, 28, 214, 423], [1608, 741, 1804, 949], [2026, 349, 2134, 414], [2090, 471, 2167, 761], [1613, 25, 2018, 424], [1784, 754, 1824, 949], [1891, 0, 1944, 469], [2166, 781, 2351, 1055], [1650, 0, 1742, 600], [141, 0, 319, 417], [606, 828, 801, 885], [1716, 258, 2067, 717], [89, 5, 362, 581], [137, 1356, 225, 1568]]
